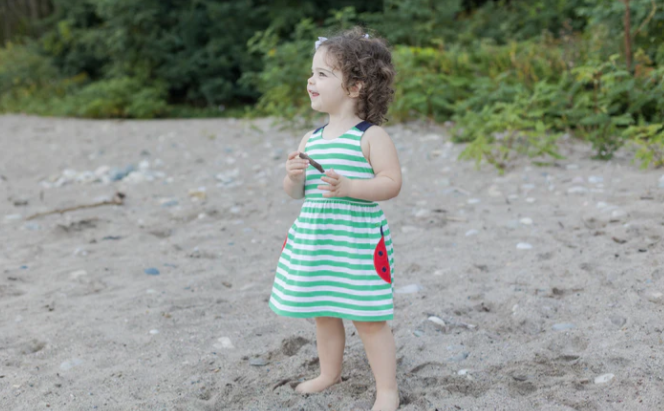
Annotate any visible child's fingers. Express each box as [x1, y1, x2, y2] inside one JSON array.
[[287, 151, 300, 160]]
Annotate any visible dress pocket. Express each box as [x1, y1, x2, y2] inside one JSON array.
[[373, 225, 391, 284]]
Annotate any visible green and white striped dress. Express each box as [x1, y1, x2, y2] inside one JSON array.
[[269, 121, 395, 322]]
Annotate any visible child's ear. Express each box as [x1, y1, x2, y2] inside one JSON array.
[[348, 82, 363, 98]]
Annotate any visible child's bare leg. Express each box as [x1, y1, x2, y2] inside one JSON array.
[[295, 316, 345, 393], [353, 320, 399, 411]]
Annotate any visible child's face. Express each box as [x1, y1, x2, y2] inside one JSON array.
[[308, 48, 354, 114]]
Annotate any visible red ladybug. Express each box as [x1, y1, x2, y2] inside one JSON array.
[[373, 226, 391, 284]]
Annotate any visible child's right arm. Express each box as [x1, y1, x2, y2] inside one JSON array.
[[283, 130, 314, 199]]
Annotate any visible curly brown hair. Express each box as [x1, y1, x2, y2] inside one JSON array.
[[317, 27, 396, 125]]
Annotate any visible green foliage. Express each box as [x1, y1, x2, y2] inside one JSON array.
[[61, 77, 168, 118], [625, 124, 664, 169], [241, 18, 319, 126], [2, 0, 664, 172]]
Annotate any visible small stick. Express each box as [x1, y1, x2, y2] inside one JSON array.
[[298, 152, 325, 173], [26, 192, 126, 220]]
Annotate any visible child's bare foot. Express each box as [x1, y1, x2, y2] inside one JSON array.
[[372, 389, 399, 411], [294, 375, 342, 394]]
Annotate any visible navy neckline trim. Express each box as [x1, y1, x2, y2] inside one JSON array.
[[314, 120, 373, 136]]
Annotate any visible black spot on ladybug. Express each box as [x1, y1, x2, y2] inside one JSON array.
[[382, 267, 386, 272], [379, 251, 383, 256]]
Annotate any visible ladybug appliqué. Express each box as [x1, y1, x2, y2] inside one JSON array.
[[282, 235, 288, 252], [373, 225, 391, 284]]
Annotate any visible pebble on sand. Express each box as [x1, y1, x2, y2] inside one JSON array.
[[249, 358, 268, 366], [214, 337, 234, 349], [551, 323, 576, 331], [69, 270, 88, 280], [395, 284, 424, 294], [149, 329, 160, 335], [427, 316, 446, 328], [60, 358, 84, 371], [144, 268, 160, 276], [465, 229, 479, 236], [516, 242, 533, 250], [594, 373, 615, 384]]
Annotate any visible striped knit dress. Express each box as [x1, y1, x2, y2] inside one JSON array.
[[268, 121, 395, 322]]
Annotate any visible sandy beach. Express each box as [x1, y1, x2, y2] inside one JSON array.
[[1, 114, 663, 410]]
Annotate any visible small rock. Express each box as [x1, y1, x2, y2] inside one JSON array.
[[610, 209, 627, 221], [160, 199, 179, 208], [594, 373, 614, 384], [646, 291, 663, 304], [60, 358, 84, 371], [519, 218, 533, 225], [144, 268, 160, 276], [395, 284, 423, 294], [69, 270, 87, 280], [567, 186, 588, 194], [24, 222, 41, 231], [447, 352, 470, 362], [552, 323, 575, 331], [516, 242, 533, 250], [249, 358, 268, 366], [413, 330, 424, 337], [458, 369, 470, 375], [608, 315, 626, 327], [213, 337, 234, 349], [149, 329, 160, 335], [588, 176, 603, 184], [467, 198, 481, 204], [525, 197, 536, 203], [427, 316, 446, 329], [4, 214, 22, 222], [566, 164, 579, 170], [109, 165, 135, 181], [188, 187, 207, 201], [465, 229, 479, 236], [658, 175, 664, 189]]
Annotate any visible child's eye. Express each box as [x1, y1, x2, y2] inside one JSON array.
[[319, 72, 326, 77]]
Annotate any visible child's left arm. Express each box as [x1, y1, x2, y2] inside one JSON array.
[[319, 127, 402, 202]]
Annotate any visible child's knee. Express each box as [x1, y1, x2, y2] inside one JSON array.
[[353, 320, 386, 335]]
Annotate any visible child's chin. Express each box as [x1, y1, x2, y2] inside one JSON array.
[[310, 103, 325, 113]]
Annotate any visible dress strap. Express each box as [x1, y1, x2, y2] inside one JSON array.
[[355, 121, 373, 132]]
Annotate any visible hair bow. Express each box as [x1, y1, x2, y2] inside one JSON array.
[[314, 34, 370, 50]]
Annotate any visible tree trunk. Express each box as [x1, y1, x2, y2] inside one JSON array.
[[1, 0, 10, 45], [623, 0, 633, 72]]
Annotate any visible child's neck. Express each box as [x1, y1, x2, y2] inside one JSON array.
[[326, 112, 364, 133]]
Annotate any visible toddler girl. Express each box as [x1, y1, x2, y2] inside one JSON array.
[[268, 27, 401, 411]]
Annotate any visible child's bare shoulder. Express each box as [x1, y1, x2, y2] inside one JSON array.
[[297, 129, 317, 152], [363, 125, 394, 147]]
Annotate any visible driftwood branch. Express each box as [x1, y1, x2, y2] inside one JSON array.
[[26, 192, 126, 220]]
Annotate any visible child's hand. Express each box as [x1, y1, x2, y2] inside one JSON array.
[[319, 169, 351, 198], [286, 151, 309, 182]]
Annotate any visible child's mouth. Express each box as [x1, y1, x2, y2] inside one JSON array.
[[309, 91, 319, 97]]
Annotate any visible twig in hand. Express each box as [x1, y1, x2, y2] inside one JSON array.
[[298, 152, 325, 173], [26, 192, 126, 220]]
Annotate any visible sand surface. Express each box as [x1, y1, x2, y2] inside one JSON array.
[[1, 114, 664, 410]]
